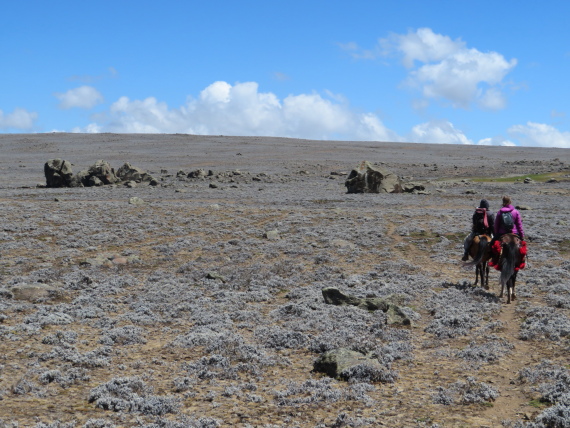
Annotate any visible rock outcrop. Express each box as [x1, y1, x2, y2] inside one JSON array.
[[116, 163, 158, 185], [345, 161, 402, 193], [44, 159, 158, 188], [322, 287, 412, 326], [44, 159, 73, 187]]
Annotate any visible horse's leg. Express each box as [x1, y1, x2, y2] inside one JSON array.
[[512, 271, 518, 301], [475, 264, 480, 287], [506, 275, 515, 304], [483, 262, 489, 290], [499, 280, 504, 298]]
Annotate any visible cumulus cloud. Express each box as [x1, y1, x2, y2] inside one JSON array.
[[508, 122, 570, 148], [356, 28, 517, 110], [407, 120, 473, 145], [0, 108, 38, 130], [83, 81, 401, 141], [55, 86, 104, 109], [384, 28, 464, 68], [476, 136, 516, 146]]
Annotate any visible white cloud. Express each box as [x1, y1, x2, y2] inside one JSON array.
[[381, 28, 516, 110], [55, 86, 104, 109], [508, 122, 570, 148], [407, 120, 473, 145], [384, 27, 464, 68], [476, 136, 516, 146], [82, 81, 400, 141], [0, 108, 38, 130]]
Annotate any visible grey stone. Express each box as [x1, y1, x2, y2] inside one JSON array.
[[129, 197, 144, 205], [313, 348, 383, 380], [44, 159, 73, 187], [402, 182, 426, 193], [89, 176, 104, 187], [264, 230, 280, 240], [206, 272, 226, 282], [87, 160, 118, 185], [116, 162, 156, 184], [125, 180, 137, 188], [322, 287, 411, 326], [345, 161, 402, 193], [187, 169, 207, 178]]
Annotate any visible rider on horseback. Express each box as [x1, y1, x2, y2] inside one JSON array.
[[494, 196, 524, 241], [462, 199, 495, 261]]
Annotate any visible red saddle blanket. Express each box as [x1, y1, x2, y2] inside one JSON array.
[[489, 240, 527, 271]]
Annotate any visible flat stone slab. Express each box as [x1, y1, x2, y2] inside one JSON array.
[[322, 287, 411, 326]]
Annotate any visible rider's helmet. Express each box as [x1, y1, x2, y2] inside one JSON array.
[[479, 199, 490, 210]]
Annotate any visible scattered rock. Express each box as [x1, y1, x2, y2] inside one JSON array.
[[402, 182, 426, 193], [128, 197, 144, 205], [313, 348, 385, 380], [125, 180, 137, 188], [209, 183, 219, 189], [264, 230, 280, 240], [345, 161, 402, 193], [523, 177, 534, 184], [322, 287, 411, 326], [206, 272, 226, 282], [188, 169, 207, 178]]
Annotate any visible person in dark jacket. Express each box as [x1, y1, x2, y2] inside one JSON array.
[[462, 199, 495, 261]]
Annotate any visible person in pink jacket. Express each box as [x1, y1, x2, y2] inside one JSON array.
[[494, 195, 524, 240]]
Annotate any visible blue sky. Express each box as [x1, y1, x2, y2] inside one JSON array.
[[2, 0, 570, 147]]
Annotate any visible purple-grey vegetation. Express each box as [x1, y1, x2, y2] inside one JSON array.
[[1, 134, 569, 426]]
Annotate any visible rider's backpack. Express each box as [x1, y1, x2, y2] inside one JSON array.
[[501, 211, 514, 232], [474, 208, 488, 232]]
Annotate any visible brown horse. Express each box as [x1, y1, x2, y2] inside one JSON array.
[[497, 233, 524, 304], [464, 234, 492, 289]]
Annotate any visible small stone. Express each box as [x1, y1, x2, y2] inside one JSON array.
[[264, 230, 280, 240], [128, 197, 144, 205], [206, 272, 226, 282]]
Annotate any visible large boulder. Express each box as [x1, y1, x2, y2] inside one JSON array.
[[322, 287, 412, 326], [44, 159, 73, 187], [313, 348, 395, 382], [87, 160, 118, 185], [345, 161, 402, 194], [116, 162, 157, 185]]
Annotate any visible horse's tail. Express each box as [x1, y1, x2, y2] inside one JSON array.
[[500, 241, 517, 286], [462, 235, 489, 269]]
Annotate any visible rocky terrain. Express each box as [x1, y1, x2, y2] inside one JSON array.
[[0, 133, 569, 427]]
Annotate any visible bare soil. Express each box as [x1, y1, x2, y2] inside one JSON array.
[[0, 134, 569, 428]]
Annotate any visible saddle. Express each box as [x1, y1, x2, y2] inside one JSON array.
[[489, 233, 527, 271]]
